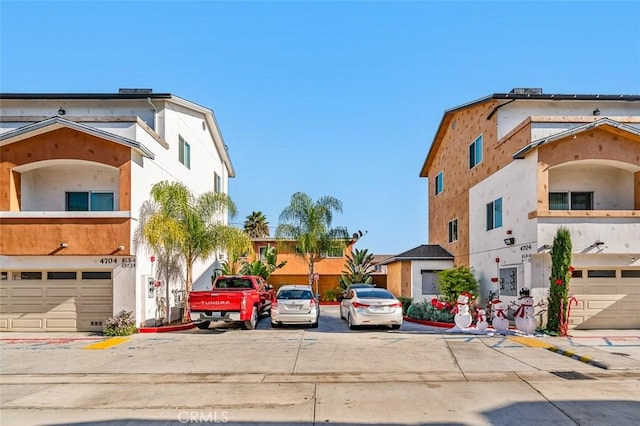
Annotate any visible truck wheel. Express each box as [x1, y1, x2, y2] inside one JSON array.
[[244, 306, 258, 330], [196, 321, 211, 330]]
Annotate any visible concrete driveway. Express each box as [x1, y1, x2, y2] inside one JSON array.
[[1, 306, 639, 425]]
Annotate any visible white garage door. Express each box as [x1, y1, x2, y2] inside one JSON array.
[[569, 268, 640, 329], [0, 270, 113, 332]]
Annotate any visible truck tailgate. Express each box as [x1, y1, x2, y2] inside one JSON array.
[[189, 289, 248, 312]]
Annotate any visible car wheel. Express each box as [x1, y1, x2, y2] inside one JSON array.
[[391, 324, 401, 330], [244, 306, 258, 330], [271, 321, 280, 328], [310, 320, 319, 328], [348, 313, 357, 330], [196, 321, 211, 330]]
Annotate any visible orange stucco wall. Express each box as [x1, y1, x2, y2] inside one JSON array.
[[0, 128, 134, 256], [385, 261, 410, 298]]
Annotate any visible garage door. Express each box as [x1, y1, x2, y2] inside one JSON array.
[[0, 270, 113, 332], [569, 269, 640, 329]]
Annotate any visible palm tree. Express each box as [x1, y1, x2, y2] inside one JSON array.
[[339, 248, 376, 288], [136, 181, 237, 322], [220, 227, 254, 275], [244, 211, 270, 238], [275, 192, 349, 292]]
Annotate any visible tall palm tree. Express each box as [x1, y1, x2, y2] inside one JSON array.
[[275, 192, 349, 291], [136, 181, 237, 322], [244, 211, 270, 238]]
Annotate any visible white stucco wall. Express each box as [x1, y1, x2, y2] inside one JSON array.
[[410, 259, 454, 302], [496, 100, 640, 139], [468, 154, 540, 304], [548, 162, 635, 210], [19, 161, 120, 211]]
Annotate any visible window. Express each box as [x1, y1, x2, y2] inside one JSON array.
[[66, 192, 114, 211], [214, 172, 222, 193], [82, 271, 112, 280], [448, 218, 458, 243], [549, 191, 593, 210], [571, 269, 583, 278], [486, 197, 502, 231], [435, 172, 443, 195], [47, 272, 77, 280], [587, 270, 616, 278], [322, 246, 344, 258], [469, 135, 483, 169], [258, 246, 268, 261], [421, 270, 440, 294], [179, 136, 191, 169], [622, 270, 640, 278], [13, 272, 42, 280]]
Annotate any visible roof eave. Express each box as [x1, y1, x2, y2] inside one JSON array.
[[0, 117, 155, 159]]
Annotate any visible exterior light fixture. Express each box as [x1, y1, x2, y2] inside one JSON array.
[[117, 245, 125, 251], [59, 242, 68, 248], [504, 237, 515, 246], [594, 240, 605, 247], [58, 107, 66, 115], [593, 108, 600, 116]]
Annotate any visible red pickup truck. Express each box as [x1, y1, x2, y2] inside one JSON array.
[[188, 275, 274, 330]]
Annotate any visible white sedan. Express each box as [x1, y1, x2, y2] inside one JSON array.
[[340, 287, 403, 330]]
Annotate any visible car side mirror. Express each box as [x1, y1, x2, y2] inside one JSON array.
[[266, 284, 273, 290]]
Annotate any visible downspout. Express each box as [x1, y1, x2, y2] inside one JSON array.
[[147, 97, 157, 131]]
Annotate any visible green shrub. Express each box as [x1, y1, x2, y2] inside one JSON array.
[[437, 266, 478, 303], [406, 298, 454, 323], [103, 310, 137, 336], [397, 296, 413, 316], [323, 287, 344, 302]]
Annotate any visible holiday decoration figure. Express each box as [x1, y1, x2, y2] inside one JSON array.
[[491, 299, 509, 332], [475, 307, 488, 331], [451, 292, 473, 329], [513, 288, 537, 334]]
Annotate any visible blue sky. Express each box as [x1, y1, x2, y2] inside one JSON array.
[[1, 1, 639, 255]]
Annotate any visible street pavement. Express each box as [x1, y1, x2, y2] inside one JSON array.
[[1, 306, 639, 426]]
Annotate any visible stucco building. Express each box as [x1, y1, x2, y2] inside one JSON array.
[[0, 90, 234, 331], [420, 88, 640, 329]]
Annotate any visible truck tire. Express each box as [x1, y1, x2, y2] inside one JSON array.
[[244, 306, 258, 330], [196, 321, 211, 330]]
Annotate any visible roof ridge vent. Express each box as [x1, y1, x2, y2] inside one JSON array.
[[118, 88, 153, 94], [510, 88, 543, 95]]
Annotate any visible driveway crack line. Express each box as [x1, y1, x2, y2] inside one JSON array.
[[514, 372, 580, 425], [292, 331, 304, 375]]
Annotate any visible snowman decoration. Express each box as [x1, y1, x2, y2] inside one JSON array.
[[451, 292, 473, 329], [475, 307, 488, 331], [490, 299, 509, 332], [513, 288, 537, 335]]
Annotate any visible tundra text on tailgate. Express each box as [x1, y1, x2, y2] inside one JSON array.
[[188, 275, 274, 330]]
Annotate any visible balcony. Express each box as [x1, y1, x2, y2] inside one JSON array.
[[1, 160, 132, 256]]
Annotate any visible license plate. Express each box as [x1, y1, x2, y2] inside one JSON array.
[[370, 306, 387, 312], [211, 311, 222, 317]]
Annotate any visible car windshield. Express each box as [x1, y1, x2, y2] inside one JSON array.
[[355, 290, 395, 299], [277, 289, 313, 300], [350, 284, 373, 288]]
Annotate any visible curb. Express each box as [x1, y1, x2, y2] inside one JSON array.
[[546, 346, 609, 370], [138, 323, 196, 333], [403, 316, 455, 329]]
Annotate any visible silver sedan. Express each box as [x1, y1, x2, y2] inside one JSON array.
[[340, 287, 403, 330], [270, 285, 319, 328]]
